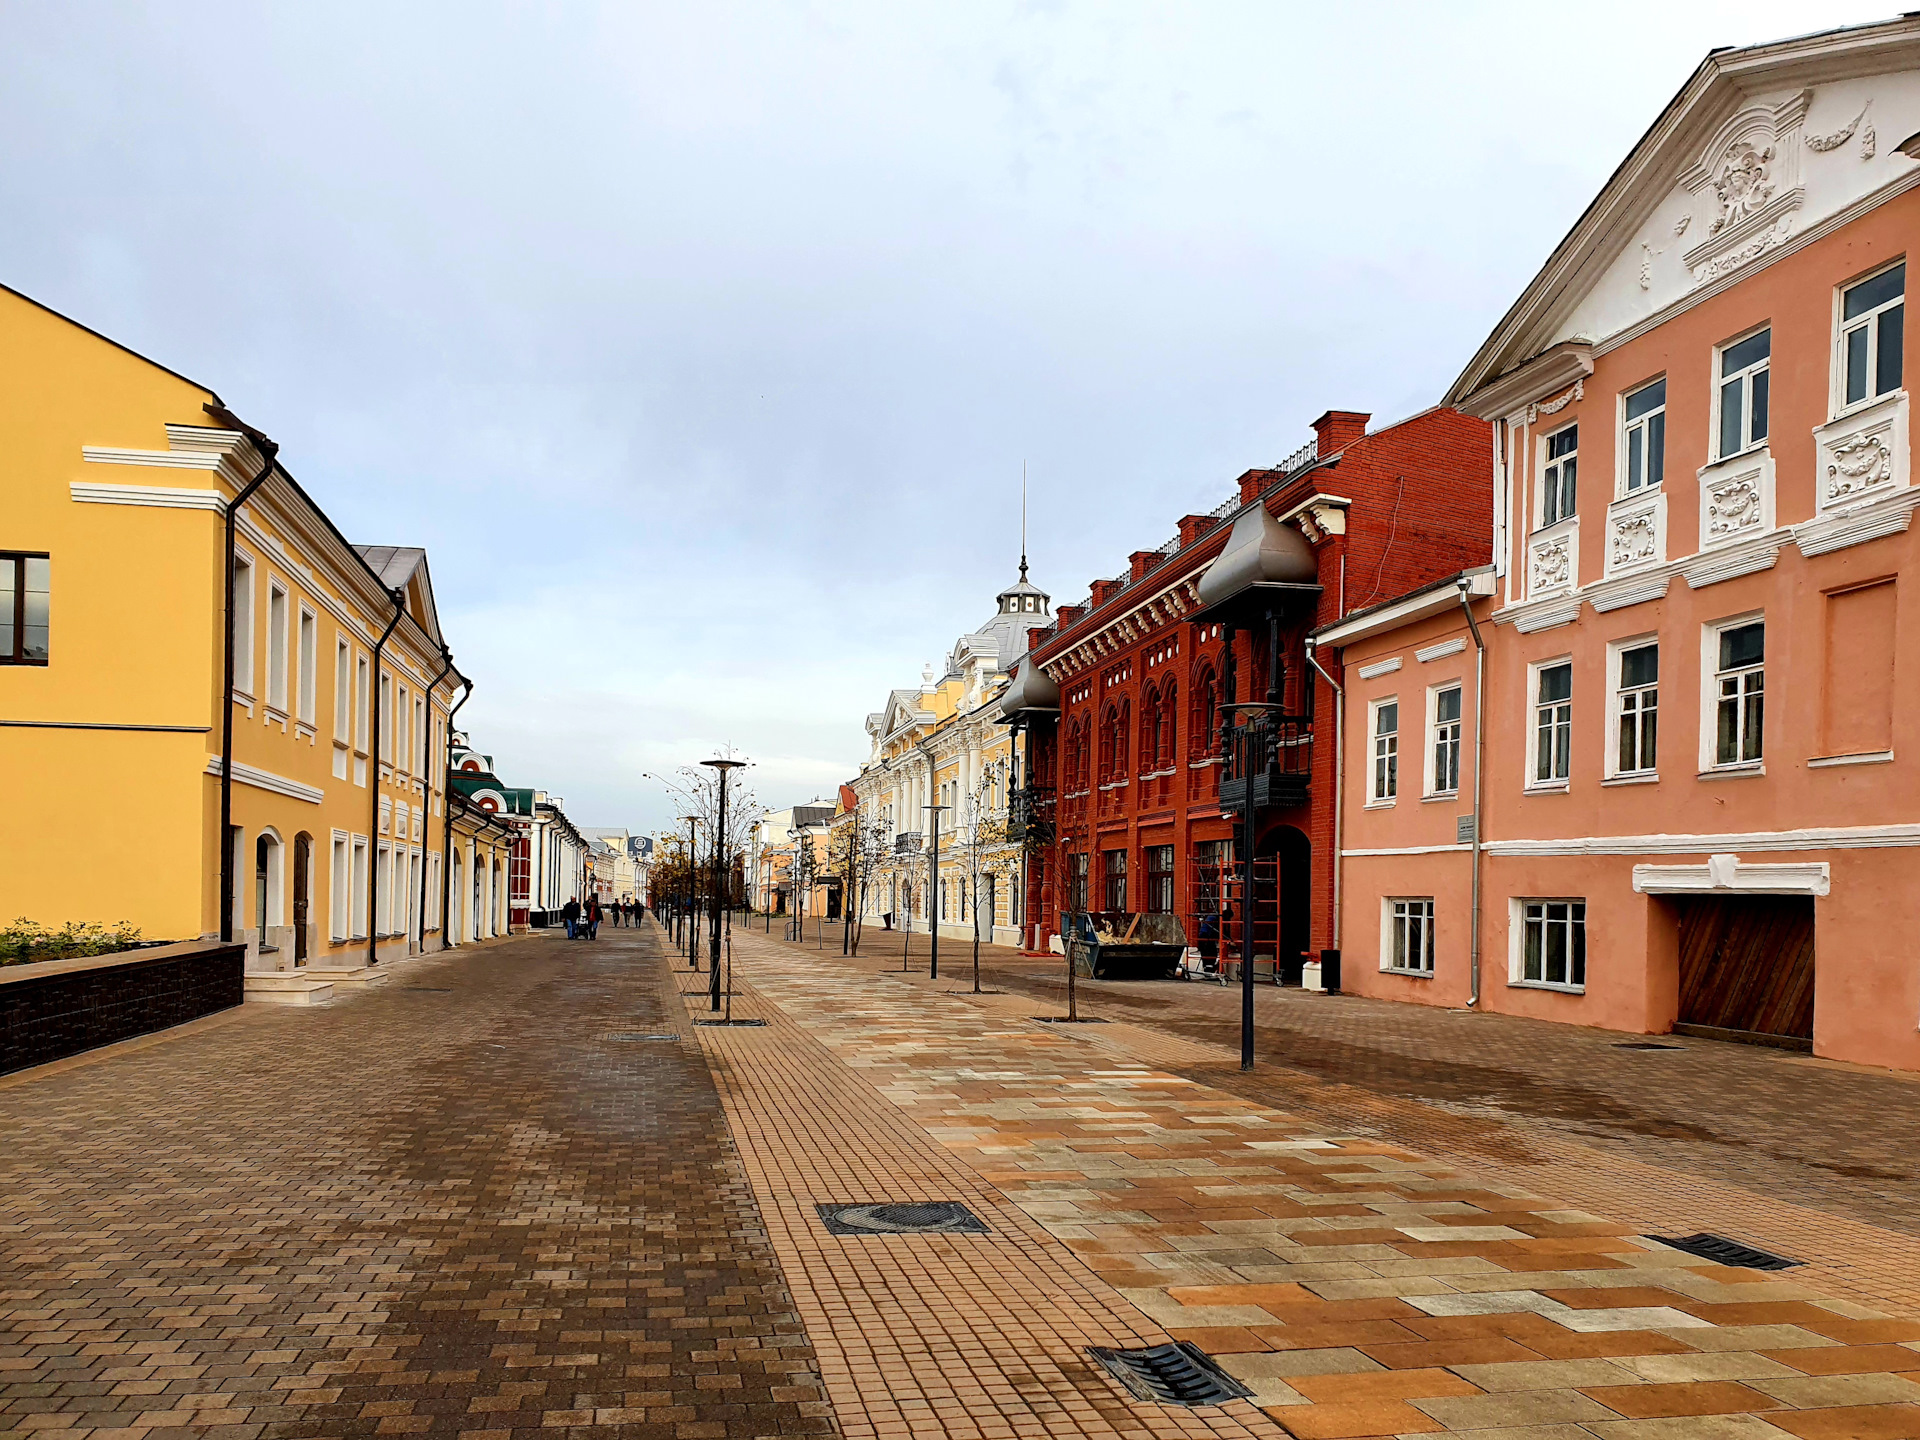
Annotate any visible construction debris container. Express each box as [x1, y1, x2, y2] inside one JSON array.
[[1065, 912, 1189, 979]]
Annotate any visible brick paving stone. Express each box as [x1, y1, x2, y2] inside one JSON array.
[[0, 928, 832, 1440]]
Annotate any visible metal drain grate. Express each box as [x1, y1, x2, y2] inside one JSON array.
[[603, 1032, 680, 1042], [1653, 1232, 1800, 1270], [694, 1018, 768, 1027], [1088, 1343, 1250, 1406], [1614, 1041, 1681, 1050], [1032, 1015, 1109, 1023], [817, 1202, 990, 1235]]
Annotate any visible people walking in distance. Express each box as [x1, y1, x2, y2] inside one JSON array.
[[561, 896, 581, 940], [585, 893, 602, 939]]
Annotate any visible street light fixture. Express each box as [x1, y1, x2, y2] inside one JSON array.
[[700, 757, 748, 1013], [1220, 698, 1285, 1072]]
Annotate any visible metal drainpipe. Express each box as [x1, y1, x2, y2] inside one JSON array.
[[1304, 637, 1343, 951], [415, 647, 455, 954], [1457, 578, 1488, 1008], [439, 677, 475, 947], [218, 439, 280, 945], [366, 588, 405, 967]]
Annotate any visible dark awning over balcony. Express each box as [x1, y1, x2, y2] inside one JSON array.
[[997, 653, 1061, 724], [1192, 503, 1320, 627]]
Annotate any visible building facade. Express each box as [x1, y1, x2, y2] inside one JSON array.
[[1321, 18, 1920, 1070], [850, 566, 1052, 945], [1, 282, 473, 981], [1003, 408, 1492, 970]]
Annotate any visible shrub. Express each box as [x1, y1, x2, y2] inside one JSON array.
[[0, 918, 146, 967]]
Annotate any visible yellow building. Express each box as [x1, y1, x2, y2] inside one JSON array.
[[0, 282, 477, 990], [851, 564, 1051, 945]]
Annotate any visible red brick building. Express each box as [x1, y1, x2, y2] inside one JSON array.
[[1001, 406, 1492, 973]]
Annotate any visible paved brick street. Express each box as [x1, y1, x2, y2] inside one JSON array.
[[0, 927, 832, 1440]]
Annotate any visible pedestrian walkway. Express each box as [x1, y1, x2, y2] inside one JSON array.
[[0, 928, 833, 1440], [722, 924, 1920, 1439]]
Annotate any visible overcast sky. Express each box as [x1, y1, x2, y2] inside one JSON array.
[[2, 1, 1889, 834]]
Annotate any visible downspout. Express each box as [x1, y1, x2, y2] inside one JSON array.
[[439, 677, 475, 948], [218, 439, 280, 944], [1458, 578, 1488, 1008], [366, 588, 405, 966], [415, 646, 455, 954], [1304, 637, 1343, 951]]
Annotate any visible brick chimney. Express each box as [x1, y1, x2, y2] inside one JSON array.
[[1237, 469, 1277, 505], [1129, 550, 1164, 582], [1176, 513, 1220, 547], [1312, 410, 1370, 456], [1089, 578, 1123, 608], [1055, 605, 1084, 630]]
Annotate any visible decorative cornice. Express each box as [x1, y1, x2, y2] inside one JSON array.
[[205, 756, 326, 805], [70, 481, 226, 513]]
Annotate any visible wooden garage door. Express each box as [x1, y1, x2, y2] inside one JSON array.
[[1676, 896, 1815, 1040]]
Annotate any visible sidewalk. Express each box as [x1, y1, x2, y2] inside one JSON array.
[[711, 922, 1920, 1439]]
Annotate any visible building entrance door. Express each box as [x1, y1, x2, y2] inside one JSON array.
[[1257, 825, 1312, 985], [292, 834, 312, 965], [1676, 896, 1815, 1042]]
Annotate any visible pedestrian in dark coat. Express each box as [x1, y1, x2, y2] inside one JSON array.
[[561, 897, 581, 940]]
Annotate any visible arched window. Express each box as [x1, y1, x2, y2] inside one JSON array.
[[1191, 664, 1218, 760], [1140, 685, 1160, 776], [1160, 681, 1179, 769]]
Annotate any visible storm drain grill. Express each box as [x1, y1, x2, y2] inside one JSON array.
[[603, 1032, 680, 1042], [1088, 1343, 1250, 1406], [1032, 1015, 1109, 1023], [1653, 1232, 1801, 1270], [1614, 1041, 1681, 1050], [694, 1018, 768, 1028], [817, 1201, 990, 1235]]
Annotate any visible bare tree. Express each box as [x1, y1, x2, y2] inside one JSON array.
[[949, 769, 1015, 994]]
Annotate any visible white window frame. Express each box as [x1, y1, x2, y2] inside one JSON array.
[[1605, 635, 1660, 782], [413, 695, 427, 774], [266, 581, 289, 713], [1425, 683, 1463, 798], [231, 550, 255, 697], [330, 832, 350, 941], [297, 607, 318, 728], [1713, 324, 1772, 461], [1526, 657, 1573, 792], [1619, 377, 1667, 497], [379, 672, 394, 764], [355, 653, 370, 755], [1510, 898, 1587, 993], [1833, 258, 1905, 417], [350, 835, 369, 940], [1701, 612, 1766, 774], [1540, 423, 1578, 528], [1382, 897, 1436, 976], [333, 636, 351, 742], [1367, 696, 1400, 805]]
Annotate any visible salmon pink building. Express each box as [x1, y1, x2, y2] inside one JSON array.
[[1320, 17, 1920, 1070]]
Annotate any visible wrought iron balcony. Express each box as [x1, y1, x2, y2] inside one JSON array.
[[1217, 716, 1312, 814], [892, 831, 923, 855], [1006, 784, 1055, 845]]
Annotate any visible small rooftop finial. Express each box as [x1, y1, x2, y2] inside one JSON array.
[[1019, 461, 1028, 583]]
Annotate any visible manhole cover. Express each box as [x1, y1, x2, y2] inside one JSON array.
[[1032, 1015, 1108, 1023], [604, 1033, 680, 1042], [1614, 1041, 1681, 1050], [693, 1018, 768, 1027], [1653, 1232, 1800, 1270], [1089, 1342, 1250, 1406], [817, 1202, 990, 1235]]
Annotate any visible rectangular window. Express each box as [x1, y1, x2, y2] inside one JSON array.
[[1192, 839, 1230, 916], [1541, 424, 1578, 526], [413, 696, 426, 773], [1388, 898, 1435, 974], [1371, 699, 1399, 801], [1430, 686, 1462, 795], [330, 836, 350, 941], [1521, 900, 1586, 989], [267, 583, 289, 711], [355, 655, 370, 753], [1615, 642, 1659, 775], [378, 673, 393, 762], [298, 610, 317, 725], [1145, 845, 1175, 914], [1102, 848, 1128, 912], [351, 837, 369, 939], [1623, 379, 1666, 493], [1718, 328, 1771, 457], [1068, 852, 1090, 913], [1714, 620, 1765, 766], [1534, 662, 1572, 784], [334, 638, 351, 741], [1840, 261, 1905, 409], [232, 554, 254, 694], [378, 844, 393, 936], [0, 553, 50, 665]]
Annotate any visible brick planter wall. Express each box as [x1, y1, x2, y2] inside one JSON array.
[[0, 939, 245, 1075]]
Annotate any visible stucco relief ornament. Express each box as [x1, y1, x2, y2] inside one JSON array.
[[1826, 432, 1893, 502], [1673, 213, 1692, 237], [1807, 99, 1875, 160], [1709, 142, 1776, 235], [1524, 379, 1583, 426], [1531, 536, 1571, 592], [1612, 512, 1657, 567], [1706, 474, 1764, 536]]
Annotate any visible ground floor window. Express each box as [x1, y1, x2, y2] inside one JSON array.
[[1518, 899, 1586, 989], [1144, 845, 1174, 913], [1067, 852, 1089, 913], [1386, 898, 1435, 974], [1102, 848, 1127, 912]]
